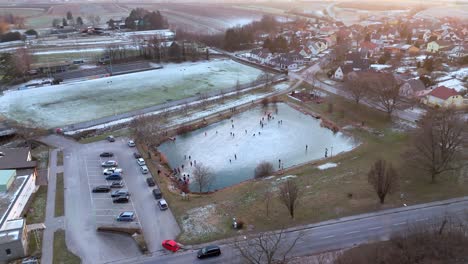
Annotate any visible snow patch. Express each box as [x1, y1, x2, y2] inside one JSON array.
[[317, 163, 338, 170]]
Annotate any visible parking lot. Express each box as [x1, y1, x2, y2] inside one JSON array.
[[84, 154, 140, 228], [82, 137, 181, 253]]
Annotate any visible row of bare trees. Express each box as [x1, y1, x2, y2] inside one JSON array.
[[344, 72, 402, 115], [367, 107, 466, 204]]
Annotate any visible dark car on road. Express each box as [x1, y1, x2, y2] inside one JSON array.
[[152, 188, 162, 199], [133, 152, 142, 159], [92, 185, 110, 193], [106, 135, 115, 142], [113, 196, 129, 203], [100, 152, 114, 157], [197, 245, 221, 259], [106, 174, 122, 181], [146, 177, 155, 187]]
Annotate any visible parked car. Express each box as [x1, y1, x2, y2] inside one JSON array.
[[140, 165, 149, 174], [106, 174, 122, 181], [128, 140, 136, 147], [92, 185, 110, 193], [197, 245, 221, 259], [136, 158, 146, 166], [152, 188, 162, 199], [116, 211, 134, 222], [106, 135, 115, 142], [133, 152, 142, 159], [158, 199, 168, 210], [110, 181, 124, 188], [162, 240, 180, 252], [101, 160, 118, 167], [113, 196, 129, 203], [103, 167, 123, 175], [111, 189, 129, 197], [99, 152, 114, 157], [146, 177, 155, 187]]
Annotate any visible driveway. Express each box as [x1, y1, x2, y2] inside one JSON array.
[[41, 135, 180, 264]]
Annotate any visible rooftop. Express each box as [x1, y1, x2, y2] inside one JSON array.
[[0, 148, 36, 170], [0, 173, 29, 228], [0, 219, 24, 244], [429, 86, 460, 100]]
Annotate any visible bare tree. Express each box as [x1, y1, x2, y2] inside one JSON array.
[[130, 114, 164, 152], [367, 73, 402, 115], [235, 79, 242, 97], [368, 159, 399, 204], [198, 92, 209, 109], [14, 48, 32, 77], [234, 229, 304, 264], [254, 161, 274, 178], [264, 189, 273, 217], [344, 72, 368, 104], [409, 108, 465, 183], [192, 163, 214, 193], [278, 179, 301, 219]]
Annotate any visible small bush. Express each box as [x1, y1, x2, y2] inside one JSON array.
[[254, 161, 274, 178]]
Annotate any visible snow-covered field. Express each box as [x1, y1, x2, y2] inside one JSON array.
[[0, 59, 264, 128]]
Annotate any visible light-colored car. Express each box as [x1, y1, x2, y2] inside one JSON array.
[[103, 167, 123, 175], [111, 190, 129, 197], [158, 199, 168, 210], [116, 211, 134, 222], [136, 158, 146, 166], [140, 165, 149, 174], [101, 160, 118, 167], [128, 140, 136, 147]]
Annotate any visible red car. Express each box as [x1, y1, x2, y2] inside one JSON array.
[[162, 240, 180, 252]]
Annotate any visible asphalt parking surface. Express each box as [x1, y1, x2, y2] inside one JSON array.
[[83, 137, 181, 253], [85, 154, 140, 228]]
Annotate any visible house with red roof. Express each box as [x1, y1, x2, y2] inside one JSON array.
[[423, 86, 464, 108]]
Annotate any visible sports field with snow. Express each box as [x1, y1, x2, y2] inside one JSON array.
[[0, 59, 265, 128]]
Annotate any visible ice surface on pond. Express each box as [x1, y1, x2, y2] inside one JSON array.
[[0, 59, 264, 128], [159, 103, 357, 191]]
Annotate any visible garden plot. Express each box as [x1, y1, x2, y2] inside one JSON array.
[[0, 59, 264, 128]]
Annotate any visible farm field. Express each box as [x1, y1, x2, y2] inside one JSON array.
[[125, 3, 262, 33], [0, 59, 265, 128]]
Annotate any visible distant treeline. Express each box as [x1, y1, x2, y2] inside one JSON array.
[[124, 8, 168, 31]]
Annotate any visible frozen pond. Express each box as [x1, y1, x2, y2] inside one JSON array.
[[0, 59, 264, 128], [159, 103, 357, 191]]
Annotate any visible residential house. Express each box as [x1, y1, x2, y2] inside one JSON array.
[[426, 41, 440, 53], [249, 48, 273, 64], [270, 53, 304, 71], [448, 44, 466, 60], [423, 86, 464, 107], [333, 64, 353, 81], [359, 41, 379, 57], [0, 148, 38, 263], [400, 79, 426, 98]]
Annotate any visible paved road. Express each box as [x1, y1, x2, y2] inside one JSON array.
[[40, 135, 180, 264], [113, 196, 468, 264]]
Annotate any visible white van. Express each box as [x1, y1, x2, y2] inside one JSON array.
[[140, 165, 149, 174]]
